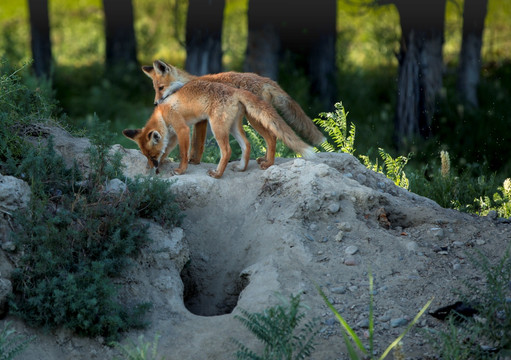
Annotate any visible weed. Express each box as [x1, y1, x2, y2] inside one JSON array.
[[112, 334, 165, 360], [318, 272, 433, 359], [233, 293, 319, 360], [0, 322, 34, 360]]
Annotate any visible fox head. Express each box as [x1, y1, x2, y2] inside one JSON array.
[[142, 60, 180, 106], [123, 109, 170, 173]]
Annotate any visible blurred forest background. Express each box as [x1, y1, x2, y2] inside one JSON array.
[[1, 0, 510, 178]]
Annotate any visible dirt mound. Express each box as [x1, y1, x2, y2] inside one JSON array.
[[2, 131, 510, 359]]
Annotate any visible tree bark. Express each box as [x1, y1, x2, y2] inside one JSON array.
[[457, 0, 488, 108], [394, 0, 446, 147], [185, 0, 225, 75], [28, 0, 52, 78], [244, 0, 280, 80], [103, 0, 138, 68]]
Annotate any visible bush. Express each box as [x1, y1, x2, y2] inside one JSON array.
[[2, 61, 181, 340]]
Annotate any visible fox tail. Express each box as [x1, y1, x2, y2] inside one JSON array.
[[264, 84, 325, 145], [239, 91, 316, 160]]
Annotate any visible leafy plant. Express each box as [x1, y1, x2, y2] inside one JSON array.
[[318, 272, 433, 359], [360, 148, 411, 189], [0, 322, 34, 360], [233, 293, 319, 360], [475, 177, 511, 218], [113, 334, 165, 360], [313, 102, 355, 155]]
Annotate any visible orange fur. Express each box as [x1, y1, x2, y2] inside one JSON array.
[[142, 60, 324, 169], [124, 80, 314, 178]]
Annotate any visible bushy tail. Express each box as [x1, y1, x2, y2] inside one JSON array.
[[265, 85, 325, 145], [239, 92, 316, 160]]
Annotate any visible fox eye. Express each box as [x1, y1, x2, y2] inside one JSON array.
[[158, 85, 165, 91]]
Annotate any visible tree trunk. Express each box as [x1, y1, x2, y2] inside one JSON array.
[[28, 0, 52, 78], [185, 0, 225, 75], [103, 0, 138, 68], [394, 0, 446, 147], [457, 0, 488, 108], [244, 0, 280, 80]]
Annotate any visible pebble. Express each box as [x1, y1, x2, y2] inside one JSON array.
[[430, 227, 444, 239], [453, 263, 461, 271], [357, 319, 370, 328], [328, 203, 340, 214], [452, 241, 464, 247], [390, 317, 408, 328], [335, 231, 344, 242], [344, 258, 357, 266], [337, 222, 352, 232], [330, 286, 346, 294], [476, 239, 486, 245], [324, 317, 337, 326], [345, 245, 359, 255]]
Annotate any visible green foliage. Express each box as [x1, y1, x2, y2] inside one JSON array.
[[0, 322, 34, 360], [3, 65, 182, 340], [429, 248, 511, 358], [318, 272, 433, 359], [360, 149, 411, 190], [475, 178, 511, 218], [112, 334, 165, 360], [314, 102, 355, 155], [233, 294, 319, 360], [408, 151, 500, 212]]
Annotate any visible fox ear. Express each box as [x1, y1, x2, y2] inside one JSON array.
[[147, 130, 162, 145], [153, 60, 170, 76], [142, 65, 154, 78], [123, 129, 141, 140]]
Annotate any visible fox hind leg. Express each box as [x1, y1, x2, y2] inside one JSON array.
[[230, 106, 251, 172]]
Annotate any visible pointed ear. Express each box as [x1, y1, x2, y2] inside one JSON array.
[[123, 129, 141, 140], [141, 65, 154, 79], [153, 60, 171, 76], [147, 130, 162, 145]]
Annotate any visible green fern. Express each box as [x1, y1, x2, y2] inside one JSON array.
[[313, 102, 355, 155], [360, 148, 411, 190], [0, 322, 34, 360], [112, 334, 165, 360], [233, 294, 319, 360]]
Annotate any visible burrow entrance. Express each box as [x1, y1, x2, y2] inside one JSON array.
[[180, 251, 250, 317]]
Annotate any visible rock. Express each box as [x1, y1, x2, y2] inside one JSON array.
[[430, 227, 444, 239], [406, 241, 418, 252], [390, 317, 408, 328], [327, 203, 340, 214], [0, 174, 31, 212], [330, 286, 346, 294], [345, 245, 359, 255], [104, 178, 127, 194]]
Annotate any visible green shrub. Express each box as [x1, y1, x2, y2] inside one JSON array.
[[112, 334, 165, 360], [0, 322, 34, 360], [233, 294, 319, 360]]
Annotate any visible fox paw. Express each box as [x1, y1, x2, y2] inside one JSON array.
[[189, 158, 201, 165], [207, 170, 223, 179], [258, 161, 274, 170], [173, 168, 186, 175]]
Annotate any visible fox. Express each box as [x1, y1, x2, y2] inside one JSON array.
[[123, 79, 315, 178], [141, 59, 325, 169]]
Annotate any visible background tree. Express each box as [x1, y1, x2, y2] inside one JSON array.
[[391, 0, 446, 148], [28, 0, 52, 78], [244, 0, 337, 108], [244, 0, 281, 80], [103, 0, 138, 68], [457, 0, 488, 108], [185, 0, 225, 75]]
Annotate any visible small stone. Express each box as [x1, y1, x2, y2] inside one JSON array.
[[324, 317, 337, 326], [1, 241, 15, 252], [344, 257, 358, 266], [337, 222, 352, 232], [453, 263, 461, 271], [292, 158, 306, 167], [357, 319, 370, 328], [356, 173, 367, 184], [345, 245, 359, 255], [476, 239, 486, 245], [330, 286, 346, 294], [309, 223, 318, 231], [328, 203, 340, 214], [453, 241, 464, 248], [335, 231, 344, 242], [104, 178, 127, 194], [390, 317, 408, 328], [430, 227, 444, 239]]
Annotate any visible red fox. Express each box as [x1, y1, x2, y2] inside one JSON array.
[[123, 79, 315, 178], [142, 60, 324, 169]]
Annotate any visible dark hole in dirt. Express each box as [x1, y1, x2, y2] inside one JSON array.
[[180, 258, 249, 316]]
